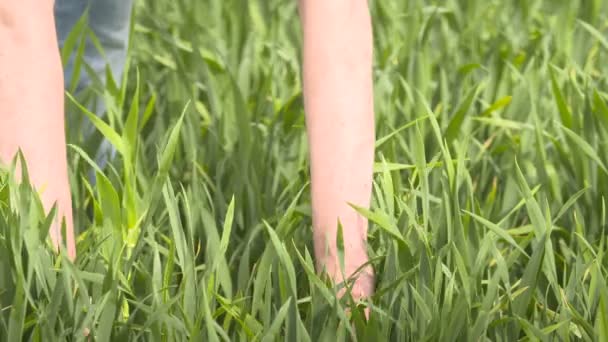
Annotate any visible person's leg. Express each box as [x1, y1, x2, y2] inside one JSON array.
[[0, 1, 75, 259], [55, 0, 133, 91], [55, 0, 133, 168], [86, 0, 133, 85]]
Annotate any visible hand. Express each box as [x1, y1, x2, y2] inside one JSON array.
[[46, 186, 76, 261], [316, 239, 375, 318]]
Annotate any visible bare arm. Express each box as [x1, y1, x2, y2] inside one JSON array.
[[0, 1, 75, 259], [298, 0, 375, 299]]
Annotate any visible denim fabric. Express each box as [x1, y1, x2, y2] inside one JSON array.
[[54, 0, 133, 170], [55, 0, 133, 90]]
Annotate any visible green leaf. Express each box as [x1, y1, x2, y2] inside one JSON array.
[[512, 234, 546, 320], [263, 221, 297, 296], [8, 278, 26, 342], [561, 124, 608, 175], [481, 95, 512, 116], [350, 204, 407, 246], [445, 84, 482, 143], [375, 115, 429, 148], [463, 210, 529, 257], [261, 298, 292, 342], [578, 20, 608, 50], [550, 67, 573, 129], [158, 103, 188, 175], [66, 92, 126, 157]]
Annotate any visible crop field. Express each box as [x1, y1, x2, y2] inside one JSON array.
[[1, 0, 608, 340]]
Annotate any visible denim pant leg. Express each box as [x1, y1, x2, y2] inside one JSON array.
[[55, 0, 133, 90], [54, 0, 133, 169]]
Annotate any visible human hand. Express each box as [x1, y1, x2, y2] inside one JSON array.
[[46, 186, 76, 261], [316, 237, 375, 318]]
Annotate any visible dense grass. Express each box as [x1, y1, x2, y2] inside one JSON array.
[[2, 0, 608, 340]]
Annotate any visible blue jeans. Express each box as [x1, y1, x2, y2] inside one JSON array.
[[55, 0, 133, 90], [55, 0, 133, 169]]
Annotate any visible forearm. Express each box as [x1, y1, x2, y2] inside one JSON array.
[[299, 1, 375, 273], [0, 2, 75, 257]]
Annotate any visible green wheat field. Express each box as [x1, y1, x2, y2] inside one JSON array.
[[1, 0, 608, 340]]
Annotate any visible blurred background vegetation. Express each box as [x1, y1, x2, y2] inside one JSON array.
[[1, 0, 607, 340]]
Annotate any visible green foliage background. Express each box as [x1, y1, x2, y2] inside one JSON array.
[[1, 0, 608, 340]]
